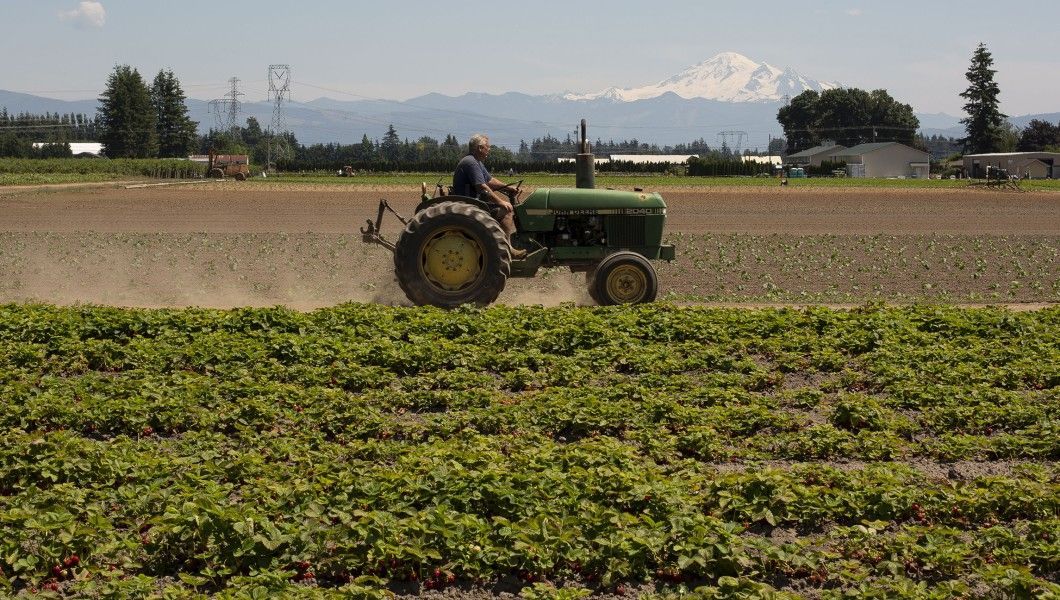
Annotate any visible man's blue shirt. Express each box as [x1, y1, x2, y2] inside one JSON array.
[[452, 154, 491, 198]]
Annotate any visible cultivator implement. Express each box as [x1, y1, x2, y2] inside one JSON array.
[[360, 199, 405, 253]]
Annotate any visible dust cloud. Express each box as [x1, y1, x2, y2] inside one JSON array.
[[0, 232, 592, 310]]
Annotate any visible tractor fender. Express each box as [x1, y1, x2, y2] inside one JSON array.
[[414, 195, 491, 215]]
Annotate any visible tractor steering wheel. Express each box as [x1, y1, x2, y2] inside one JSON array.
[[501, 179, 524, 203]]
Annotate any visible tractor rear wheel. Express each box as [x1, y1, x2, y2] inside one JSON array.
[[589, 251, 658, 305], [209, 168, 224, 179], [394, 201, 511, 307]]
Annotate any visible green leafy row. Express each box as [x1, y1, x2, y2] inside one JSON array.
[[1, 303, 1057, 598]]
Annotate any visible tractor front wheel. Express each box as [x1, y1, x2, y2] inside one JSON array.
[[394, 201, 511, 307], [589, 251, 658, 305]]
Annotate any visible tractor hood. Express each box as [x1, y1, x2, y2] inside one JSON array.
[[519, 188, 667, 216]]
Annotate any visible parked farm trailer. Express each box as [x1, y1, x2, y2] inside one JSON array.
[[361, 120, 676, 308]]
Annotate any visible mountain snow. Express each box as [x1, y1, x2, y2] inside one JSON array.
[[566, 52, 839, 103]]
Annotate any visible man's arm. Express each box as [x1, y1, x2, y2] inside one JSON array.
[[476, 182, 508, 204], [486, 176, 511, 191]]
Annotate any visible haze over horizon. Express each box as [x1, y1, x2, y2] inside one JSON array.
[[2, 0, 1058, 118]]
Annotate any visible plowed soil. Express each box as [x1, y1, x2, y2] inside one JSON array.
[[1, 182, 1058, 308]]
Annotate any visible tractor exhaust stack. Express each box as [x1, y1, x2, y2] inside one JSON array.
[[575, 118, 595, 189]]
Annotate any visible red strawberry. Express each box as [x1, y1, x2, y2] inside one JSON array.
[[64, 555, 80, 568]]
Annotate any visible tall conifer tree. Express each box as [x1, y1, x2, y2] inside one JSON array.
[[151, 69, 198, 158], [97, 65, 157, 158], [959, 43, 1006, 154]]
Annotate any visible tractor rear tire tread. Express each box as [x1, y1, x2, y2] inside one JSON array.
[[394, 201, 511, 307]]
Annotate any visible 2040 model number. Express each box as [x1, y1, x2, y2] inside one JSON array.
[[547, 208, 667, 216]]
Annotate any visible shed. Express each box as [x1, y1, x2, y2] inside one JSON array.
[[836, 142, 931, 179]]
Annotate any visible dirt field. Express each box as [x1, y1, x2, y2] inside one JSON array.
[[1, 182, 1058, 308]]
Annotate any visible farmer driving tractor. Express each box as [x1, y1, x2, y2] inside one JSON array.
[[452, 133, 526, 258]]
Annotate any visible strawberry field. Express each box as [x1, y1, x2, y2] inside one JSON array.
[[1, 303, 1058, 598]]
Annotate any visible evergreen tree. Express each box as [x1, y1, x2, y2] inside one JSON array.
[[357, 134, 376, 163], [150, 69, 198, 158], [98, 65, 157, 158], [380, 124, 401, 163], [959, 43, 1006, 154], [1016, 120, 1060, 151]]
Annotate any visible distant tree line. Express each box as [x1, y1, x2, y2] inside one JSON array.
[[269, 127, 771, 173], [0, 110, 99, 157], [919, 134, 963, 161]]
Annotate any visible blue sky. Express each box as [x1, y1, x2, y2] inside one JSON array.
[[2, 0, 1058, 116]]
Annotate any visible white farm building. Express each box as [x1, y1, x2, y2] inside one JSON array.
[[32, 142, 103, 156], [837, 143, 931, 179], [559, 155, 699, 165]]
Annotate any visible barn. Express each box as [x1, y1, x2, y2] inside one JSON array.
[[962, 152, 1060, 179]]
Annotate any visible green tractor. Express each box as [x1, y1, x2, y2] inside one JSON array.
[[361, 121, 676, 308]]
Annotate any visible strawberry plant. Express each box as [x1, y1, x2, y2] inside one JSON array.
[[1, 303, 1057, 597]]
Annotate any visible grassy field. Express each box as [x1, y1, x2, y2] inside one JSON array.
[[1, 303, 1057, 598], [3, 159, 1060, 191], [251, 173, 1060, 191]]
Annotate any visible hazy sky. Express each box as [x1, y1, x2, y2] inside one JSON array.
[[2, 0, 1058, 116]]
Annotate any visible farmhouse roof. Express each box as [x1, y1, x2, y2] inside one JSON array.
[[787, 144, 847, 159], [836, 142, 929, 158], [964, 151, 1060, 158]]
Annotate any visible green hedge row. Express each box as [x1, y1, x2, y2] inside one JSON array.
[[0, 158, 205, 179]]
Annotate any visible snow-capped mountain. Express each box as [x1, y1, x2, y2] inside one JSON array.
[[566, 52, 839, 103]]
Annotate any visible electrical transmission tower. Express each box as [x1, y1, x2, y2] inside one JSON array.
[[207, 77, 244, 139], [207, 99, 233, 132], [717, 130, 747, 156], [224, 77, 244, 137], [267, 64, 292, 170]]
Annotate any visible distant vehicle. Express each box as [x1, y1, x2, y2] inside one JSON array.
[[337, 166, 355, 177], [206, 152, 250, 181]]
